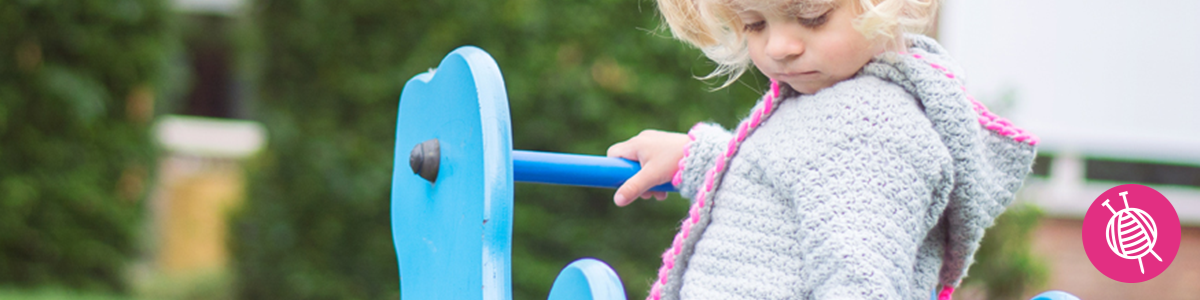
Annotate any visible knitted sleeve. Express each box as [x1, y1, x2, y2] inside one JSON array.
[[673, 122, 732, 201]]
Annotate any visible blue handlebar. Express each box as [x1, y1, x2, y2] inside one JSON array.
[[513, 150, 678, 192]]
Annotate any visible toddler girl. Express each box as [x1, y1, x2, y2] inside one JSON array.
[[605, 0, 1038, 299]]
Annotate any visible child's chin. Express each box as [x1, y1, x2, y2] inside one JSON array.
[[785, 82, 826, 95]]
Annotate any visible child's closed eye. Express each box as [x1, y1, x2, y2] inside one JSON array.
[[743, 20, 766, 32], [797, 9, 831, 28]]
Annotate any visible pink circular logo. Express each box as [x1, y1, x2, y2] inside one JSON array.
[[1082, 184, 1181, 282]]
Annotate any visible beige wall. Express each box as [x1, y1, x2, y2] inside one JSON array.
[[149, 155, 245, 276]]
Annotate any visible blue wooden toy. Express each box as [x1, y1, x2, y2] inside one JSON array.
[[393, 46, 632, 300], [393, 46, 1080, 300]]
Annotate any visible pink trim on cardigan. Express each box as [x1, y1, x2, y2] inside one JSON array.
[[648, 80, 782, 300], [938, 286, 955, 300], [910, 53, 1038, 146], [671, 124, 704, 187], [912, 53, 1036, 299]]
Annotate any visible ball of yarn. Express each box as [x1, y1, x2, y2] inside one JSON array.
[[1105, 207, 1158, 260]]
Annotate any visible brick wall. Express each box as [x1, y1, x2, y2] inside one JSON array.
[[1027, 218, 1200, 299]]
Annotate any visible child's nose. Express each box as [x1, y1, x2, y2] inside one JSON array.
[[765, 28, 804, 61]]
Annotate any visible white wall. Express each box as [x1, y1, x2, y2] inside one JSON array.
[[940, 0, 1200, 164], [939, 0, 1200, 223]]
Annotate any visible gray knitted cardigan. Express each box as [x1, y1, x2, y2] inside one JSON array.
[[658, 35, 1037, 300]]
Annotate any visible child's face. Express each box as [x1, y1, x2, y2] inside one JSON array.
[[736, 0, 880, 94]]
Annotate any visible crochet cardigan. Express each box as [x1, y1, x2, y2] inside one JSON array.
[[651, 35, 1037, 300]]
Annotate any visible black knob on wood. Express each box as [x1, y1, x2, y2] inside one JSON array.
[[409, 139, 440, 184]]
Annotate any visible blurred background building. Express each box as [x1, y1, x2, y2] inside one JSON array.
[[141, 0, 260, 298], [941, 0, 1200, 298]]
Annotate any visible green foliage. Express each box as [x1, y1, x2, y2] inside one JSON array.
[[230, 0, 767, 299], [0, 0, 173, 293], [0, 286, 132, 300], [965, 203, 1050, 300], [133, 270, 233, 300]]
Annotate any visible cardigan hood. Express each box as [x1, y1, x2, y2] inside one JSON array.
[[861, 34, 1039, 288]]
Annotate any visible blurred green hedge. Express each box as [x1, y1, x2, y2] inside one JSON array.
[[230, 0, 764, 299], [0, 0, 173, 293]]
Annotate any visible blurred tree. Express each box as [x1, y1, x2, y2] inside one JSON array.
[[0, 0, 174, 293], [965, 203, 1050, 300]]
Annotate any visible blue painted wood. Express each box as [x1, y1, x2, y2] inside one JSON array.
[[514, 150, 677, 192], [1029, 291, 1082, 300], [547, 259, 627, 300], [394, 46, 638, 300], [393, 46, 513, 300]]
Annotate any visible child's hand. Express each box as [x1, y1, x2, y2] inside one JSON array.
[[606, 130, 689, 207]]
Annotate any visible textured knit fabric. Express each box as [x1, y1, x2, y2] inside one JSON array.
[[662, 35, 1037, 300]]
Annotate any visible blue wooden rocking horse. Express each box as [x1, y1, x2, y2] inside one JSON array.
[[392, 46, 1081, 300]]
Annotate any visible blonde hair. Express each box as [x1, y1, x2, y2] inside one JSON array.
[[657, 0, 938, 87]]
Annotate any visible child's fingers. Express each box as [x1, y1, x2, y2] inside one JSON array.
[[606, 140, 639, 161], [609, 138, 644, 206], [608, 130, 684, 207], [614, 193, 642, 206], [640, 191, 667, 200], [653, 191, 668, 201], [615, 169, 663, 207]]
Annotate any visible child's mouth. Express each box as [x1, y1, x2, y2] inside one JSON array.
[[777, 71, 820, 79]]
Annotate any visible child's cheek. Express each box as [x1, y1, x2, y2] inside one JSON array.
[[824, 32, 875, 75]]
